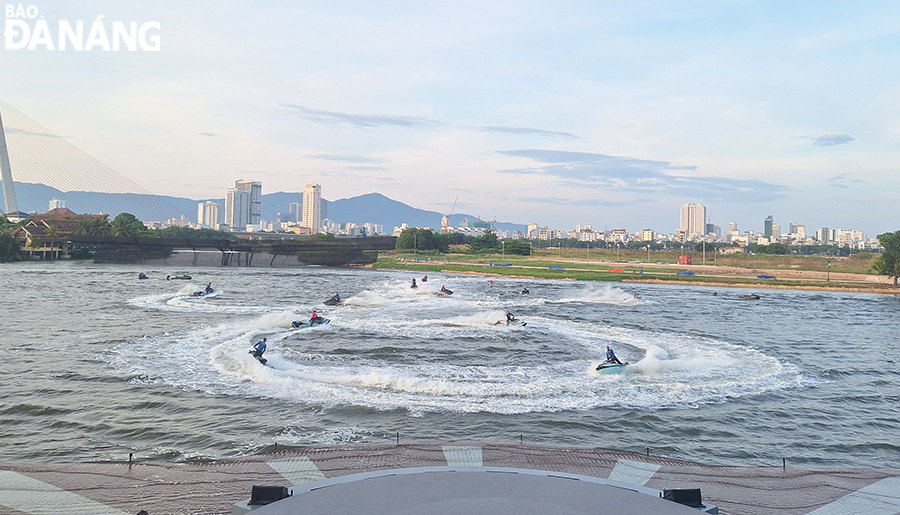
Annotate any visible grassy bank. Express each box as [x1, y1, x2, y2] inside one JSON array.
[[372, 250, 898, 293]]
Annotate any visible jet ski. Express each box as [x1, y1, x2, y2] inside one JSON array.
[[595, 361, 628, 374], [138, 273, 148, 280], [739, 293, 761, 300], [167, 274, 192, 280], [192, 288, 218, 297], [324, 298, 344, 306], [494, 319, 526, 327], [292, 317, 331, 328], [438, 286, 453, 295], [248, 350, 267, 365]]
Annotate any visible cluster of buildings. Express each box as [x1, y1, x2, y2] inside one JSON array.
[[673, 203, 875, 249], [188, 181, 385, 237], [507, 203, 876, 250]]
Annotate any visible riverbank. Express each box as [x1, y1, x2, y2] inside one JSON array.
[[372, 252, 900, 294]]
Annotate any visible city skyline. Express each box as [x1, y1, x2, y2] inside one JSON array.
[[2, 2, 899, 235]]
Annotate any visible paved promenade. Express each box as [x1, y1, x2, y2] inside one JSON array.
[[1, 442, 899, 515]]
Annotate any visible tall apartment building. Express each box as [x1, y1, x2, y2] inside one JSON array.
[[225, 188, 251, 230], [48, 199, 66, 210], [764, 215, 774, 238], [680, 203, 706, 239], [302, 184, 322, 233], [197, 201, 220, 229], [527, 223, 539, 239], [234, 180, 262, 225]]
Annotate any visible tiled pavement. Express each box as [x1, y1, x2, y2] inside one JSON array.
[[1, 442, 898, 515]]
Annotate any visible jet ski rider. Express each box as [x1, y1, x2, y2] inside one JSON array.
[[251, 338, 267, 358], [605, 345, 624, 365]]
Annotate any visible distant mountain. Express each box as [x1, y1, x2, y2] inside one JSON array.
[[4, 182, 526, 233]]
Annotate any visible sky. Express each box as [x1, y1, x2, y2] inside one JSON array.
[[2, 1, 899, 236]]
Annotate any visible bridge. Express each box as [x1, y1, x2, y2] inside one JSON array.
[[70, 234, 398, 267]]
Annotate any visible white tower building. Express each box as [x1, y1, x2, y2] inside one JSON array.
[[680, 203, 707, 240], [198, 201, 220, 229], [225, 188, 251, 230], [302, 184, 322, 233]]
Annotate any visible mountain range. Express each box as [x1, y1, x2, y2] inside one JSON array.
[[4, 182, 526, 233]]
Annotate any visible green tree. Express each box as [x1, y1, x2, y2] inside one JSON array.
[[44, 225, 60, 259], [0, 232, 22, 262], [310, 232, 336, 240], [74, 216, 111, 236], [872, 231, 900, 286], [469, 230, 500, 253], [109, 213, 149, 238], [396, 228, 447, 253], [502, 240, 532, 255], [444, 232, 469, 245]]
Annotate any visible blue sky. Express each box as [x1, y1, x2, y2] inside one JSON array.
[[2, 1, 899, 235]]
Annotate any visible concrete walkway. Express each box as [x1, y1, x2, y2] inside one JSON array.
[[1, 442, 898, 515]]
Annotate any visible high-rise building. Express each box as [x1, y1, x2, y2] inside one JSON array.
[[764, 215, 774, 238], [198, 201, 220, 229], [234, 180, 262, 225], [679, 203, 706, 239], [527, 223, 539, 239], [302, 184, 322, 232], [48, 199, 66, 210], [225, 188, 251, 230], [289, 202, 302, 223]]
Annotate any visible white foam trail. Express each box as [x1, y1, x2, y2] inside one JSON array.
[[111, 276, 806, 415]]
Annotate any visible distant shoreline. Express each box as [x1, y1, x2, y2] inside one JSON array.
[[622, 278, 900, 294], [372, 258, 900, 295]]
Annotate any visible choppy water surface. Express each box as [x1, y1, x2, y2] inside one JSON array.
[[2, 262, 898, 467]]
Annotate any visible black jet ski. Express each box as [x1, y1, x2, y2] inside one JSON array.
[[248, 350, 267, 365]]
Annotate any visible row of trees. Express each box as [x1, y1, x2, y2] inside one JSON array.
[[396, 228, 532, 255], [71, 213, 236, 240], [0, 212, 239, 263]]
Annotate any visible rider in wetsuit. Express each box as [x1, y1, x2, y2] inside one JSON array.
[[251, 338, 267, 358], [605, 345, 624, 365]]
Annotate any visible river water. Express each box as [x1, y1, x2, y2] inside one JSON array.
[[2, 261, 898, 468]]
